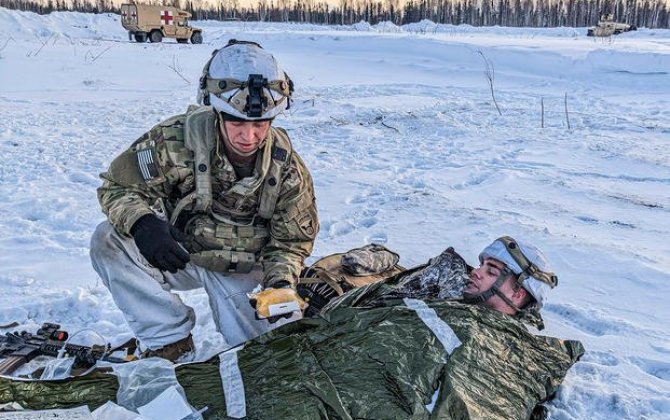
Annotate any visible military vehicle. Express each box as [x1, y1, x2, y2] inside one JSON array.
[[121, 2, 203, 44], [587, 14, 637, 37]]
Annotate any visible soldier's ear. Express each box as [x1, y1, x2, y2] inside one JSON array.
[[513, 286, 531, 307]]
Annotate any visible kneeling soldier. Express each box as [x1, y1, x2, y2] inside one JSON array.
[[90, 40, 319, 362]]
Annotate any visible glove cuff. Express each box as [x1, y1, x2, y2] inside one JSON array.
[[130, 214, 160, 237]]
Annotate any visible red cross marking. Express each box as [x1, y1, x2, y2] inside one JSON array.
[[161, 10, 174, 25]]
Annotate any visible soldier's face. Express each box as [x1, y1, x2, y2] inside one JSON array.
[[465, 258, 508, 295], [223, 120, 271, 155], [466, 259, 525, 314]]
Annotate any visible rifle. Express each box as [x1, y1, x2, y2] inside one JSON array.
[[0, 323, 131, 376]]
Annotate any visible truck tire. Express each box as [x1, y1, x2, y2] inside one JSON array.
[[190, 32, 203, 44], [134, 32, 148, 43], [150, 30, 163, 43]]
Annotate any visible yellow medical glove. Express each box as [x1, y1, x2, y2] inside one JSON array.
[[248, 287, 308, 323]]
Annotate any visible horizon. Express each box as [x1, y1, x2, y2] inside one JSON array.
[[14, 0, 670, 15], [5, 0, 669, 30]]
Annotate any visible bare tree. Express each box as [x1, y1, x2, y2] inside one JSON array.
[[477, 50, 502, 116], [564, 92, 571, 130], [84, 46, 111, 63], [168, 54, 191, 84]]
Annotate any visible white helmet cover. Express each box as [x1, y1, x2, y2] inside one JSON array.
[[478, 237, 557, 308], [197, 40, 292, 120]]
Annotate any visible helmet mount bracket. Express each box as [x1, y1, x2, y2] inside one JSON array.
[[245, 74, 267, 118]]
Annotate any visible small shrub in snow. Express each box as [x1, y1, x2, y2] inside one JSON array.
[[352, 20, 372, 32], [373, 21, 401, 33]]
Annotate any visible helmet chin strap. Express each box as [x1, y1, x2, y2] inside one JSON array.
[[462, 269, 522, 313]]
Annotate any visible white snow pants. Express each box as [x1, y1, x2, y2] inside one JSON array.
[[89, 222, 276, 350]]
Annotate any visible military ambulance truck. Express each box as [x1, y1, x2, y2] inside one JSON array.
[[121, 2, 203, 44], [587, 14, 637, 37]]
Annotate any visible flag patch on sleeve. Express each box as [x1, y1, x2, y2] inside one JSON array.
[[137, 148, 160, 181]]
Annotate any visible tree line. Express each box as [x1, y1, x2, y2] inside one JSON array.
[[2, 0, 668, 28]]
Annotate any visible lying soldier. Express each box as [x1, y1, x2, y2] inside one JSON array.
[[299, 236, 556, 330], [0, 237, 582, 420]]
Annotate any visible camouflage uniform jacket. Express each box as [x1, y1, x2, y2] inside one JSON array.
[[97, 110, 319, 287]]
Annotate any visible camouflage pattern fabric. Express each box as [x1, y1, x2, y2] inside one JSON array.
[[97, 108, 319, 286], [297, 244, 405, 316], [333, 246, 548, 330], [300, 245, 542, 329], [299, 244, 405, 296], [340, 244, 400, 276], [514, 301, 546, 330], [394, 247, 470, 300], [0, 299, 583, 419]]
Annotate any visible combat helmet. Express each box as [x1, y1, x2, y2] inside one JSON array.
[[477, 236, 558, 308], [197, 39, 293, 121]]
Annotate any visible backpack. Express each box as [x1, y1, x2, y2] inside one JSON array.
[[297, 244, 405, 317]]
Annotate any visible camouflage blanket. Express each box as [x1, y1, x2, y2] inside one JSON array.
[[0, 294, 583, 419]]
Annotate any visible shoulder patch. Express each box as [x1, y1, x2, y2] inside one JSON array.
[[271, 146, 288, 162], [137, 148, 160, 181]]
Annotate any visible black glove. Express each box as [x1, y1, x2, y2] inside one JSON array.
[[130, 214, 190, 273]]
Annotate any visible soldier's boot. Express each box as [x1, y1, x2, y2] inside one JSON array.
[[141, 334, 194, 363]]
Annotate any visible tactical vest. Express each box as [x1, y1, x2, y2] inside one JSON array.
[[169, 106, 292, 273]]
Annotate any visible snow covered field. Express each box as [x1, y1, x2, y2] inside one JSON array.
[[1, 8, 669, 419]]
